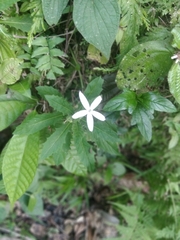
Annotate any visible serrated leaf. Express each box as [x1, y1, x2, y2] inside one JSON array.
[[0, 0, 20, 11], [9, 81, 31, 98], [168, 63, 180, 104], [2, 132, 39, 203], [0, 101, 26, 131], [14, 111, 63, 135], [117, 41, 173, 91], [104, 90, 137, 114], [171, 26, 180, 49], [84, 77, 104, 101], [53, 132, 71, 165], [147, 92, 176, 113], [73, 0, 120, 59], [42, 0, 69, 26], [32, 37, 48, 47], [36, 86, 60, 98], [61, 140, 87, 176], [31, 46, 49, 58], [91, 121, 119, 155], [132, 108, 152, 141], [73, 122, 95, 170], [0, 58, 22, 85], [45, 95, 73, 115], [0, 15, 33, 32], [40, 122, 72, 160]]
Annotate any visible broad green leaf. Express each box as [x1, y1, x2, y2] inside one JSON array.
[[73, 0, 120, 59], [0, 0, 20, 11], [131, 108, 152, 141], [42, 0, 69, 26], [117, 41, 173, 91], [48, 37, 64, 48], [2, 132, 39, 203], [148, 92, 176, 113], [14, 111, 63, 135], [0, 15, 33, 32], [0, 58, 22, 85], [84, 77, 104, 101], [104, 90, 137, 114], [73, 122, 95, 170], [171, 26, 180, 49], [40, 122, 72, 160], [62, 140, 87, 176], [0, 101, 26, 131], [92, 121, 119, 155], [36, 86, 61, 98], [168, 63, 180, 104], [45, 95, 73, 115]]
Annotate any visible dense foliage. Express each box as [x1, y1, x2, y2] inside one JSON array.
[[1, 0, 180, 239]]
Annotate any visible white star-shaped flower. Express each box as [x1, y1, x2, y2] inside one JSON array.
[[72, 91, 106, 132]]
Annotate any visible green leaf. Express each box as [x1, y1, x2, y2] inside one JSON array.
[[40, 122, 72, 160], [42, 0, 69, 26], [92, 121, 120, 155], [104, 90, 137, 114], [84, 77, 104, 101], [0, 15, 33, 32], [147, 92, 176, 113], [36, 86, 61, 98], [73, 0, 120, 59], [0, 0, 20, 11], [2, 132, 39, 203], [0, 101, 26, 131], [45, 95, 73, 115], [0, 58, 22, 85], [61, 140, 87, 176], [171, 26, 180, 49], [168, 63, 180, 104], [73, 122, 95, 170], [131, 108, 152, 141], [53, 132, 71, 165], [117, 41, 173, 91], [14, 111, 63, 135]]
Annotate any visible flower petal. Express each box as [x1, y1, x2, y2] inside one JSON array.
[[92, 111, 106, 121], [171, 54, 178, 59], [79, 91, 90, 110], [90, 95, 102, 110], [72, 110, 87, 119], [87, 113, 94, 132]]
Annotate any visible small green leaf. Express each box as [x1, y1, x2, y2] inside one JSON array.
[[45, 95, 73, 115], [84, 77, 104, 101], [40, 122, 72, 160], [110, 162, 126, 176], [42, 0, 69, 26], [2, 132, 39, 203], [168, 63, 180, 105], [73, 122, 95, 170], [73, 0, 120, 59], [148, 92, 176, 113], [62, 140, 87, 176], [0, 100, 26, 131], [132, 108, 152, 141], [36, 86, 60, 98], [104, 90, 137, 114], [14, 111, 63, 135]]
